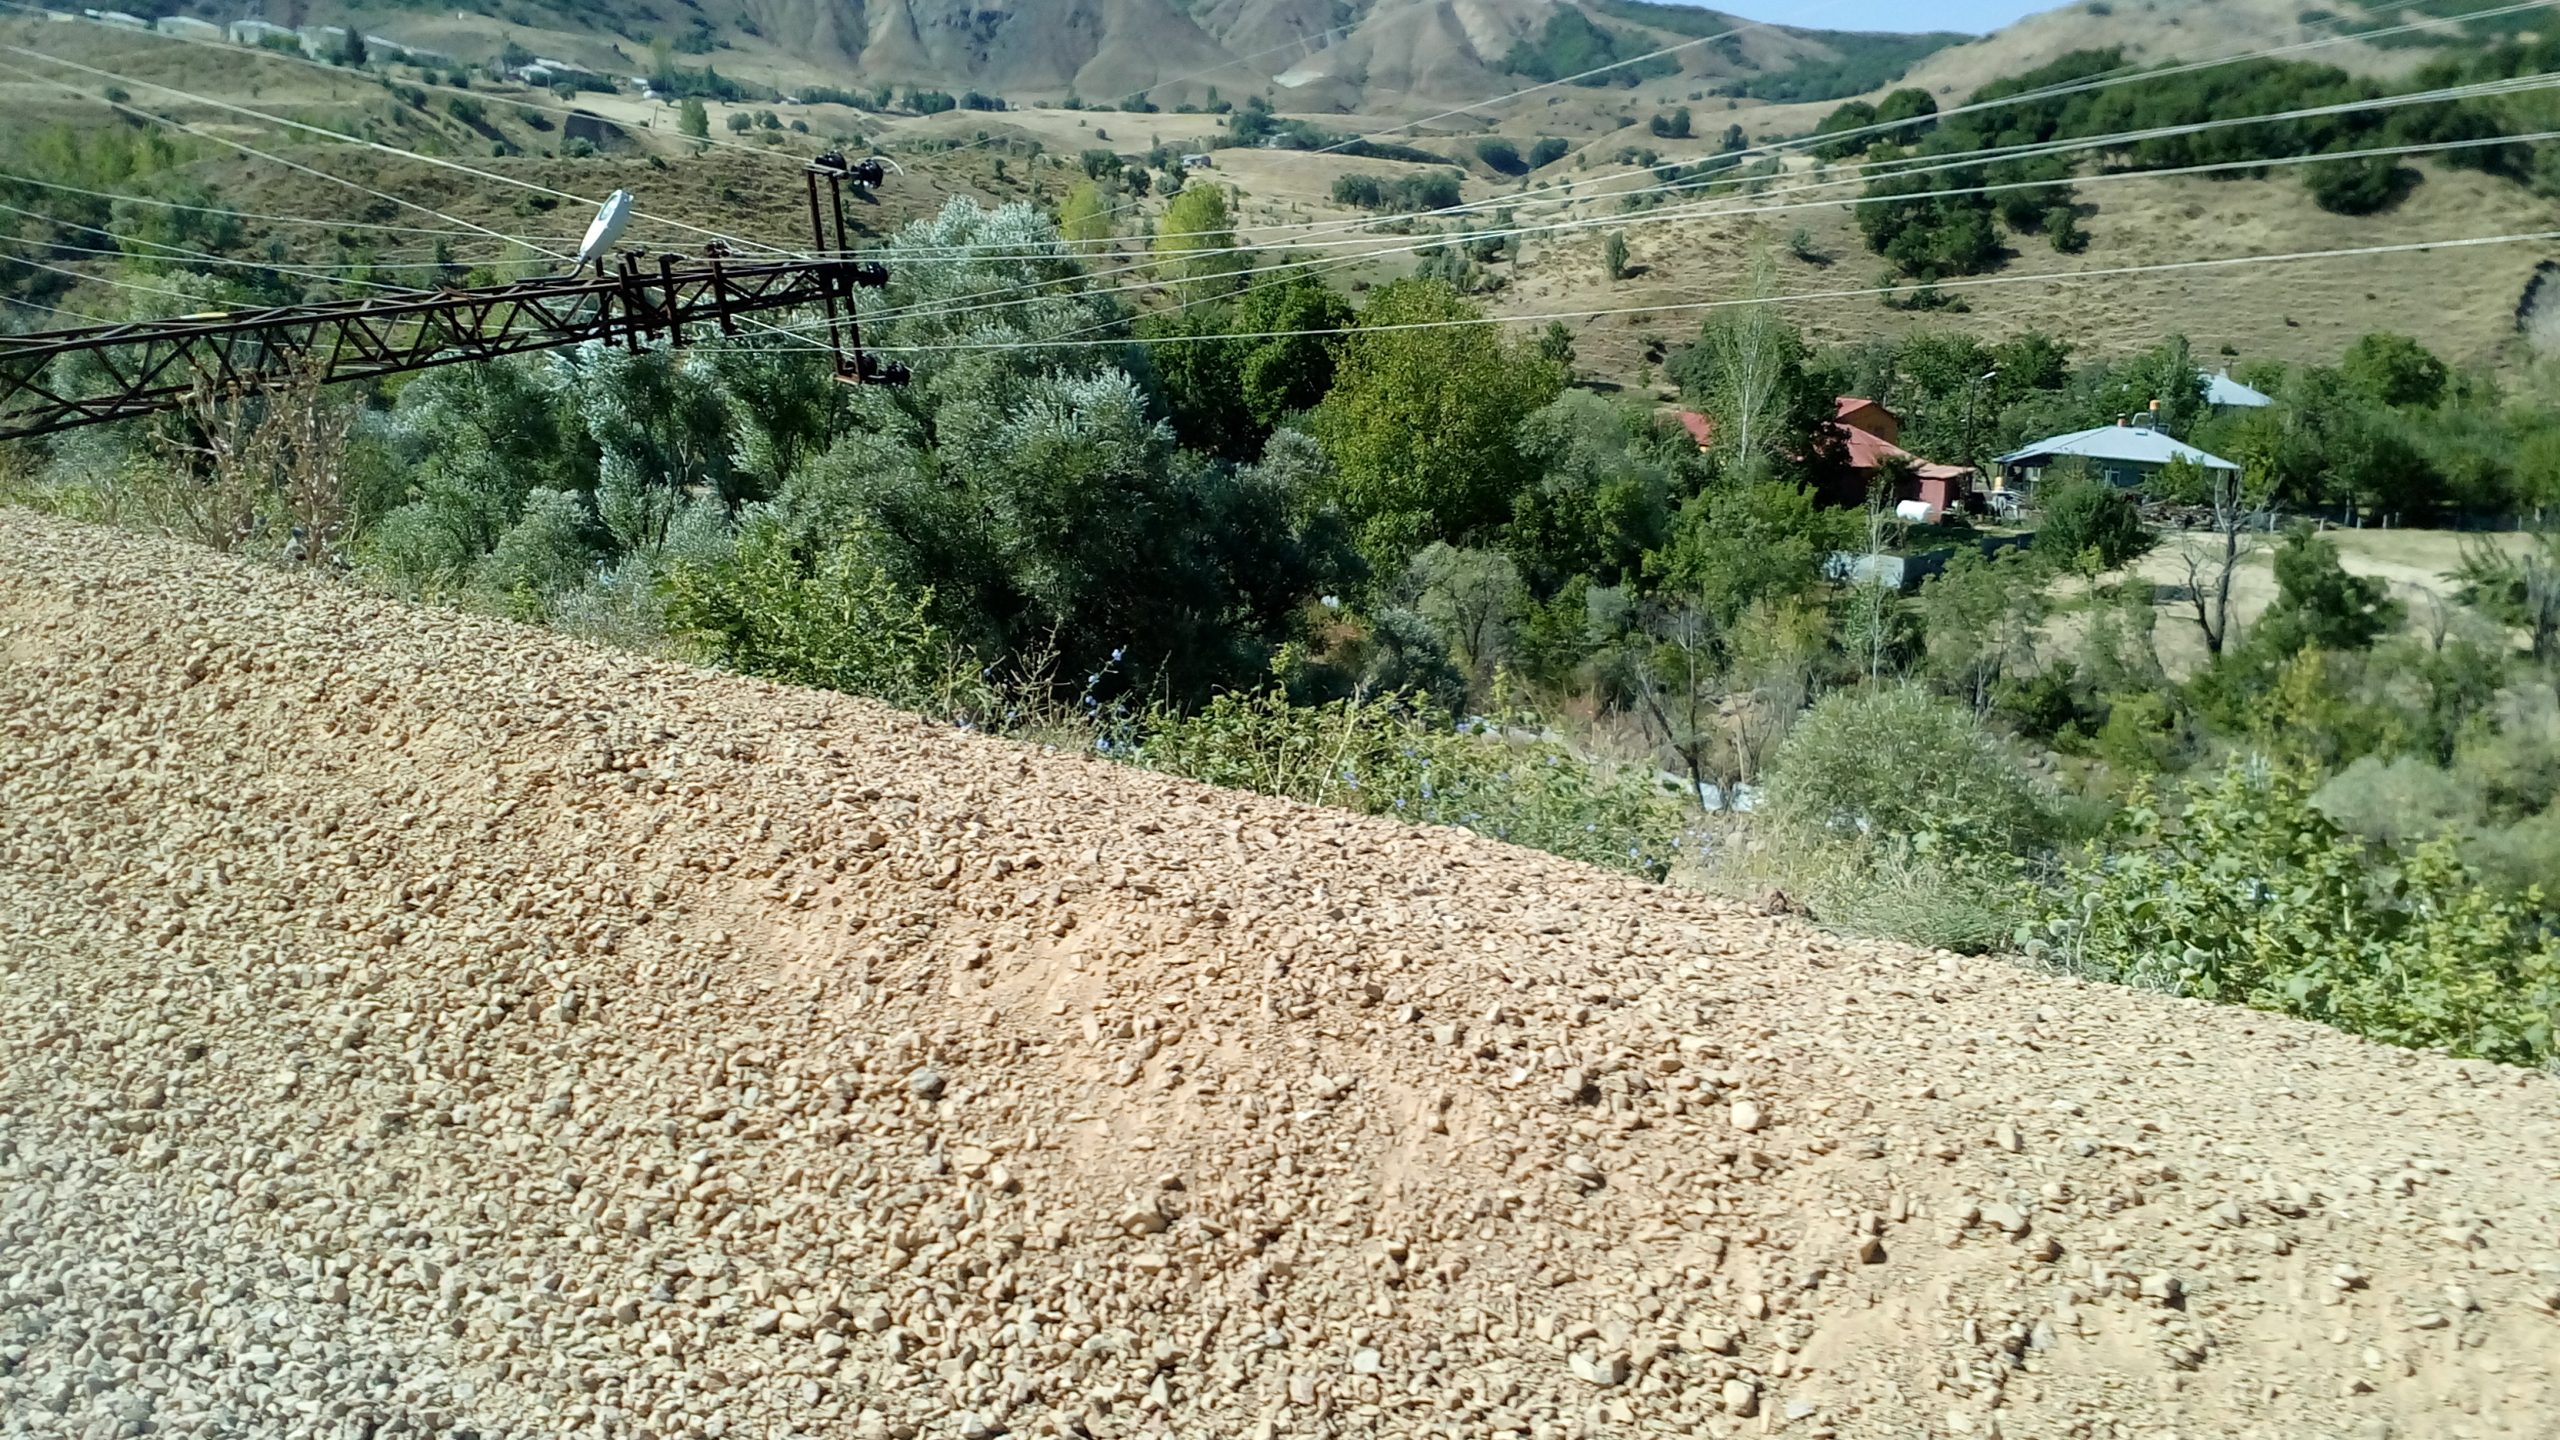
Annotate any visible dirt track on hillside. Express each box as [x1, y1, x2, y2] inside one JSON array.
[[1, 512, 2554, 1440]]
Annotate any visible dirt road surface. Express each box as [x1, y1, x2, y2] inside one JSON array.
[[1, 512, 2554, 1439]]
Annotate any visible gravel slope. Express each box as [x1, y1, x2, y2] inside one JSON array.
[[1, 512, 2555, 1440]]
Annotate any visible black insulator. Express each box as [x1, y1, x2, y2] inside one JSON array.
[[848, 158, 886, 188], [854, 352, 910, 386], [849, 262, 890, 288]]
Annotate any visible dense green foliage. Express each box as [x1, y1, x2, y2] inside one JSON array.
[[1839, 42, 2549, 278], [1733, 32, 1969, 104], [2034, 765, 2559, 1065], [1500, 11, 1681, 88], [1329, 171, 1463, 213]]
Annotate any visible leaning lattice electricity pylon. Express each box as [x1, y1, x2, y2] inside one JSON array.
[[0, 153, 907, 443]]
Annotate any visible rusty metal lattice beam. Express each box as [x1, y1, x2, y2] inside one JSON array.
[[0, 256, 891, 442], [2, 156, 910, 442]]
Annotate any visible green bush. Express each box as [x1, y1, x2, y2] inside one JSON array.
[[663, 513, 951, 707], [1138, 682, 1690, 877], [2035, 469, 2154, 571], [2031, 763, 2560, 1066], [1764, 685, 2056, 859]]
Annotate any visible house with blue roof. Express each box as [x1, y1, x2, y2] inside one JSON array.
[[1990, 414, 2240, 512], [2201, 368, 2275, 409]]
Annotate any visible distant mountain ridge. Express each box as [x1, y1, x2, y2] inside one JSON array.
[[296, 0, 1971, 113]]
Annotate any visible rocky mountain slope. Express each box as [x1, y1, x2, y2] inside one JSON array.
[[287, 0, 1966, 110], [2, 511, 2556, 1437]]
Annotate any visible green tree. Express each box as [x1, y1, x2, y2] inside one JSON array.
[[1872, 86, 1938, 141], [1665, 265, 1821, 483], [1811, 100, 1877, 159], [477, 487, 594, 618], [1058, 179, 1112, 244], [780, 199, 1344, 699], [664, 511, 948, 704], [1140, 276, 1353, 461], [1153, 184, 1245, 292], [1917, 546, 2050, 712], [2036, 467, 2154, 573], [1409, 543, 1526, 677], [2341, 332, 2449, 409], [1651, 476, 1841, 626], [678, 97, 709, 141], [2256, 524, 2400, 653], [1504, 391, 1672, 594], [1766, 685, 2054, 859], [1309, 279, 1565, 572]]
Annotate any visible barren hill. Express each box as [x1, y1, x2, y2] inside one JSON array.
[[1, 510, 2556, 1438], [280, 0, 1966, 111]]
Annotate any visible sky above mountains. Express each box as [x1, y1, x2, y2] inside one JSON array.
[[1715, 0, 2061, 33]]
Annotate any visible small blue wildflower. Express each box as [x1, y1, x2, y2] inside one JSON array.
[[1087, 673, 1101, 686], [1110, 646, 1126, 662]]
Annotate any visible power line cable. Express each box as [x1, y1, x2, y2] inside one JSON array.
[[0, 43, 766, 260], [0, 53, 576, 264], [0, 166, 582, 242], [841, 227, 2560, 354], [809, 83, 2560, 337]]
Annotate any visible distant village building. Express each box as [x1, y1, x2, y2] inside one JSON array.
[[1676, 395, 1979, 521], [1994, 412, 2239, 503], [83, 9, 147, 28], [2201, 367, 2274, 409], [155, 15, 222, 40], [1181, 153, 1213, 170], [227, 18, 295, 45]]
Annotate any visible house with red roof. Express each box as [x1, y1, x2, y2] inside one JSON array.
[[1676, 397, 1978, 521]]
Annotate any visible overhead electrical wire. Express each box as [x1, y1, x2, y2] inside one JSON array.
[[0, 0, 834, 179], [0, 167, 581, 242], [786, 80, 2560, 340], [850, 2, 2560, 302], [0, 53, 577, 268], [1380, 0, 2560, 239], [729, 228, 2560, 359], [947, 0, 2560, 259], [0, 44, 770, 260]]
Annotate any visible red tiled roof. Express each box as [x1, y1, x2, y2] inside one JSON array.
[[1672, 405, 1973, 479]]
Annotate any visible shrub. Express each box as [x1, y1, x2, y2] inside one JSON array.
[[1763, 685, 2056, 859], [2306, 156, 2414, 215], [2031, 763, 2559, 1067], [2036, 469, 2154, 571], [1137, 682, 1692, 877], [1528, 136, 1570, 168], [476, 488, 596, 619], [1476, 138, 1525, 175], [663, 513, 950, 707]]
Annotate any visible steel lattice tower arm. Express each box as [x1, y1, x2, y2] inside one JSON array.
[[0, 155, 905, 443]]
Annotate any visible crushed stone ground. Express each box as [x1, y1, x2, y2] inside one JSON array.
[[1, 511, 2555, 1440]]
